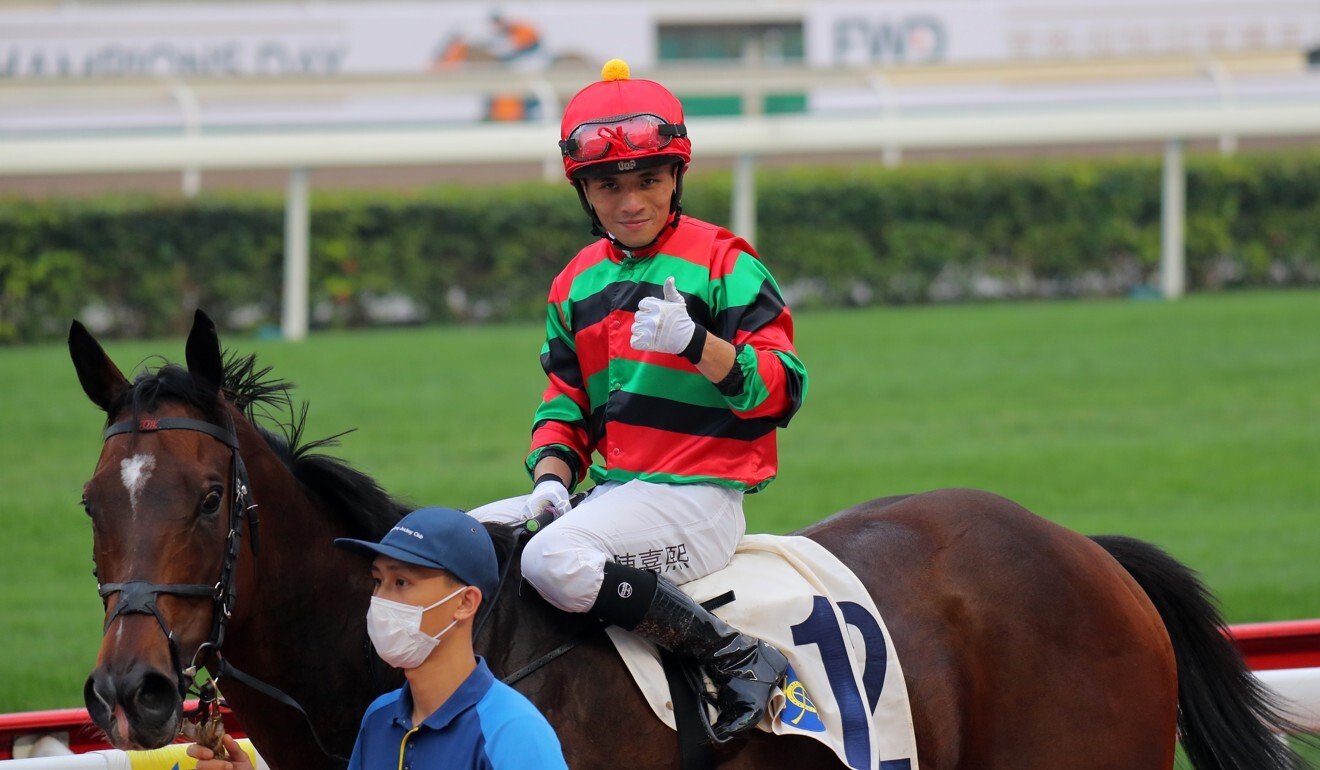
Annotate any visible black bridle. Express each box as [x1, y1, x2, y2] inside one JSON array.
[[97, 414, 259, 700], [97, 412, 351, 763]]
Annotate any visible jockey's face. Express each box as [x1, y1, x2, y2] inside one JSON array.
[[581, 164, 677, 249]]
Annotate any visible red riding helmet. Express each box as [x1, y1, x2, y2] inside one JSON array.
[[559, 59, 691, 180]]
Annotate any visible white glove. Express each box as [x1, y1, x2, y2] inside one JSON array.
[[524, 478, 572, 520], [631, 276, 697, 355]]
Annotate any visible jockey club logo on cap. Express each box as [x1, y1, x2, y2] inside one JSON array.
[[391, 526, 424, 540], [616, 159, 637, 172], [617, 581, 633, 598]]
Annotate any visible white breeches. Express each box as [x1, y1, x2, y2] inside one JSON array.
[[467, 480, 745, 613]]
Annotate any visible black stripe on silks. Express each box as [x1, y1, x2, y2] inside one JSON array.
[[589, 404, 607, 446], [541, 337, 584, 390], [533, 416, 587, 433], [570, 281, 714, 334], [763, 362, 805, 429], [608, 391, 777, 442], [711, 280, 786, 341], [568, 285, 618, 332]]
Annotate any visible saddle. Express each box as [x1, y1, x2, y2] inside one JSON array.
[[491, 516, 920, 770]]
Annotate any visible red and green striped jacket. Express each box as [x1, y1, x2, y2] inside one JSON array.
[[526, 215, 808, 492]]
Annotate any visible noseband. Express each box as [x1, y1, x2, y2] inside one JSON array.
[[97, 414, 259, 700]]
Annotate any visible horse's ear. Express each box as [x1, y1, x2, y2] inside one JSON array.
[[68, 320, 129, 412], [185, 309, 224, 391]]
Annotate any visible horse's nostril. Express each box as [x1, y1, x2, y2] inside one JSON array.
[[131, 671, 179, 721], [84, 674, 114, 726]]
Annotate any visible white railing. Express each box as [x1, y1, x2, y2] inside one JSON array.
[[2, 53, 1317, 339]]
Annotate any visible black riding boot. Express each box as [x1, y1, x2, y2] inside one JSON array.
[[592, 562, 789, 742]]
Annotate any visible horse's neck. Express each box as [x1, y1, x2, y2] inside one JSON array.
[[218, 416, 384, 763], [225, 422, 382, 697], [229, 415, 370, 647]]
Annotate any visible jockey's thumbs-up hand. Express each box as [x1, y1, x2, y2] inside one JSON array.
[[631, 277, 707, 363], [661, 274, 684, 304]]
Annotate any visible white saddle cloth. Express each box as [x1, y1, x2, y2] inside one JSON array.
[[605, 534, 920, 770]]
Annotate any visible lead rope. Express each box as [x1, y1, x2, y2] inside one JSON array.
[[180, 680, 230, 759]]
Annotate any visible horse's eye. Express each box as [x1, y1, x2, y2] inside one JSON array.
[[201, 489, 224, 515], [79, 497, 90, 517]]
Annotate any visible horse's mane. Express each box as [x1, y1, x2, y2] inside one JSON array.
[[108, 352, 408, 540], [483, 521, 523, 579]]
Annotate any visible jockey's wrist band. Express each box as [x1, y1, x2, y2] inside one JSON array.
[[680, 324, 708, 365], [534, 473, 564, 488]]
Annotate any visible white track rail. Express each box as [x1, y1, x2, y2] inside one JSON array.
[[1, 670, 1316, 765]]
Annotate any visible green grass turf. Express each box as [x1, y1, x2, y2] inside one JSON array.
[[2, 290, 1317, 716]]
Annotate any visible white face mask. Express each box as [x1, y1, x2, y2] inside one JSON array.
[[366, 585, 467, 670]]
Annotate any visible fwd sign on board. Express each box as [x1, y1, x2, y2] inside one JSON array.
[[829, 13, 948, 65], [806, 2, 1004, 68], [807, 0, 1320, 68]]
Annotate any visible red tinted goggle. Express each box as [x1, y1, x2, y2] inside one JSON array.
[[559, 113, 687, 162]]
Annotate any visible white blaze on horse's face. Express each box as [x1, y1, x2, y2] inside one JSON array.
[[119, 454, 156, 516]]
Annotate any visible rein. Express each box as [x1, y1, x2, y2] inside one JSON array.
[[501, 628, 601, 687], [98, 414, 349, 765]]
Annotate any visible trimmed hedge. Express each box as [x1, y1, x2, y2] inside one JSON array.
[[2, 149, 1318, 342]]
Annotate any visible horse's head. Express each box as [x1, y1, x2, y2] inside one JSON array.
[[69, 310, 250, 749]]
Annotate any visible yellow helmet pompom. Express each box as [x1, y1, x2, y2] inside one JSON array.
[[601, 59, 630, 82]]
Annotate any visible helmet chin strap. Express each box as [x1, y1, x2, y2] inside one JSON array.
[[574, 164, 686, 255]]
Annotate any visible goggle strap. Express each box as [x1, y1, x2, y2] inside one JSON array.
[[560, 120, 686, 158]]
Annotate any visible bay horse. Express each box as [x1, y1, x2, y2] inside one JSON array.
[[69, 311, 1307, 769]]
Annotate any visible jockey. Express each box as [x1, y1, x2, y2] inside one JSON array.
[[470, 59, 808, 741]]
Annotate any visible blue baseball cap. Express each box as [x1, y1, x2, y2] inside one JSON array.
[[335, 507, 500, 600]]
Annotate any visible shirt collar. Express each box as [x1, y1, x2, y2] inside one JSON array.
[[607, 213, 680, 262], [390, 656, 496, 731]]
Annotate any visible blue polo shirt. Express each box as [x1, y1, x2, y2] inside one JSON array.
[[348, 657, 567, 770]]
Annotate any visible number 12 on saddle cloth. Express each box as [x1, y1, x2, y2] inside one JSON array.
[[606, 534, 919, 770]]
